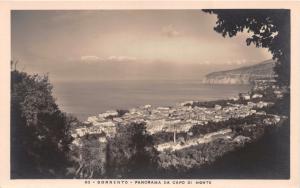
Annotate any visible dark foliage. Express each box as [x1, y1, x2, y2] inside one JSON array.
[[152, 132, 189, 145], [158, 138, 239, 172], [70, 133, 107, 178], [178, 120, 290, 179], [203, 9, 290, 87], [116, 109, 130, 117], [11, 70, 74, 178], [262, 93, 290, 116], [152, 114, 270, 146], [191, 99, 234, 108], [189, 114, 266, 137], [156, 118, 278, 175], [106, 123, 159, 178], [158, 121, 289, 179], [192, 98, 251, 108]]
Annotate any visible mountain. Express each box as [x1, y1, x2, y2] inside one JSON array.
[[202, 60, 276, 84]]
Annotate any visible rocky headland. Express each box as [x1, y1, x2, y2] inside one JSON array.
[[202, 60, 276, 84]]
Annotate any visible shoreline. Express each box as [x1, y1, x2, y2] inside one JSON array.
[[52, 82, 251, 121]]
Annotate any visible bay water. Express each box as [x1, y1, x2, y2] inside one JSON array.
[[52, 80, 251, 121]]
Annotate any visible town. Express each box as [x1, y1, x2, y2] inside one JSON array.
[[71, 80, 284, 153]]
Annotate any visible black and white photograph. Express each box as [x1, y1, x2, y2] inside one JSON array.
[[1, 2, 298, 186]]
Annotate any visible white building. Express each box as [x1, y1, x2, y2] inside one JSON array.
[[241, 93, 251, 100], [85, 116, 99, 124], [252, 93, 263, 99], [214, 105, 222, 110], [99, 110, 118, 118], [230, 96, 239, 101], [75, 128, 88, 137]]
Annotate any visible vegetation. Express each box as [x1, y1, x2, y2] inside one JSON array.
[[190, 115, 266, 136], [191, 99, 235, 108], [11, 68, 75, 178], [106, 123, 158, 178], [153, 132, 189, 145], [158, 138, 239, 172], [69, 133, 107, 178], [116, 109, 130, 117], [191, 98, 252, 108], [156, 116, 277, 172], [152, 114, 268, 146], [259, 92, 290, 116]]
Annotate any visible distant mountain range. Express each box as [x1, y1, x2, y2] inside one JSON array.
[[202, 60, 276, 84]]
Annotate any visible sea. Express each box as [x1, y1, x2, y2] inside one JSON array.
[[52, 80, 251, 121]]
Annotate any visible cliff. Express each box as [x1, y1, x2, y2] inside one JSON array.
[[203, 60, 276, 84]]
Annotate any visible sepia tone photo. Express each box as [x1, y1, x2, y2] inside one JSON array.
[[10, 9, 290, 180]]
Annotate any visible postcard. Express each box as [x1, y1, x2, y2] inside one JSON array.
[[0, 1, 299, 188]]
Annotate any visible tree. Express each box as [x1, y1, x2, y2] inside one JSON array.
[[70, 133, 107, 178], [11, 69, 74, 178], [106, 123, 158, 178], [203, 9, 290, 87]]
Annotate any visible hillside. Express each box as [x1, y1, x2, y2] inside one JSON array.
[[202, 60, 276, 84]]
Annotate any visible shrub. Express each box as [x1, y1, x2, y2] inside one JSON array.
[[11, 70, 74, 178]]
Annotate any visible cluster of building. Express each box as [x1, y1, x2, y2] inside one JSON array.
[[71, 96, 274, 139], [253, 79, 277, 91], [156, 128, 233, 152], [252, 79, 285, 98]]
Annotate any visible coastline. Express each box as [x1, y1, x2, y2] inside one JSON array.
[[52, 80, 251, 121]]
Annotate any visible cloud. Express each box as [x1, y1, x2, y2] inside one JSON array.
[[80, 55, 101, 62], [161, 24, 181, 38], [107, 56, 137, 62], [79, 55, 137, 63]]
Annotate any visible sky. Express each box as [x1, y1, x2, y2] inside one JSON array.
[[11, 10, 272, 82]]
